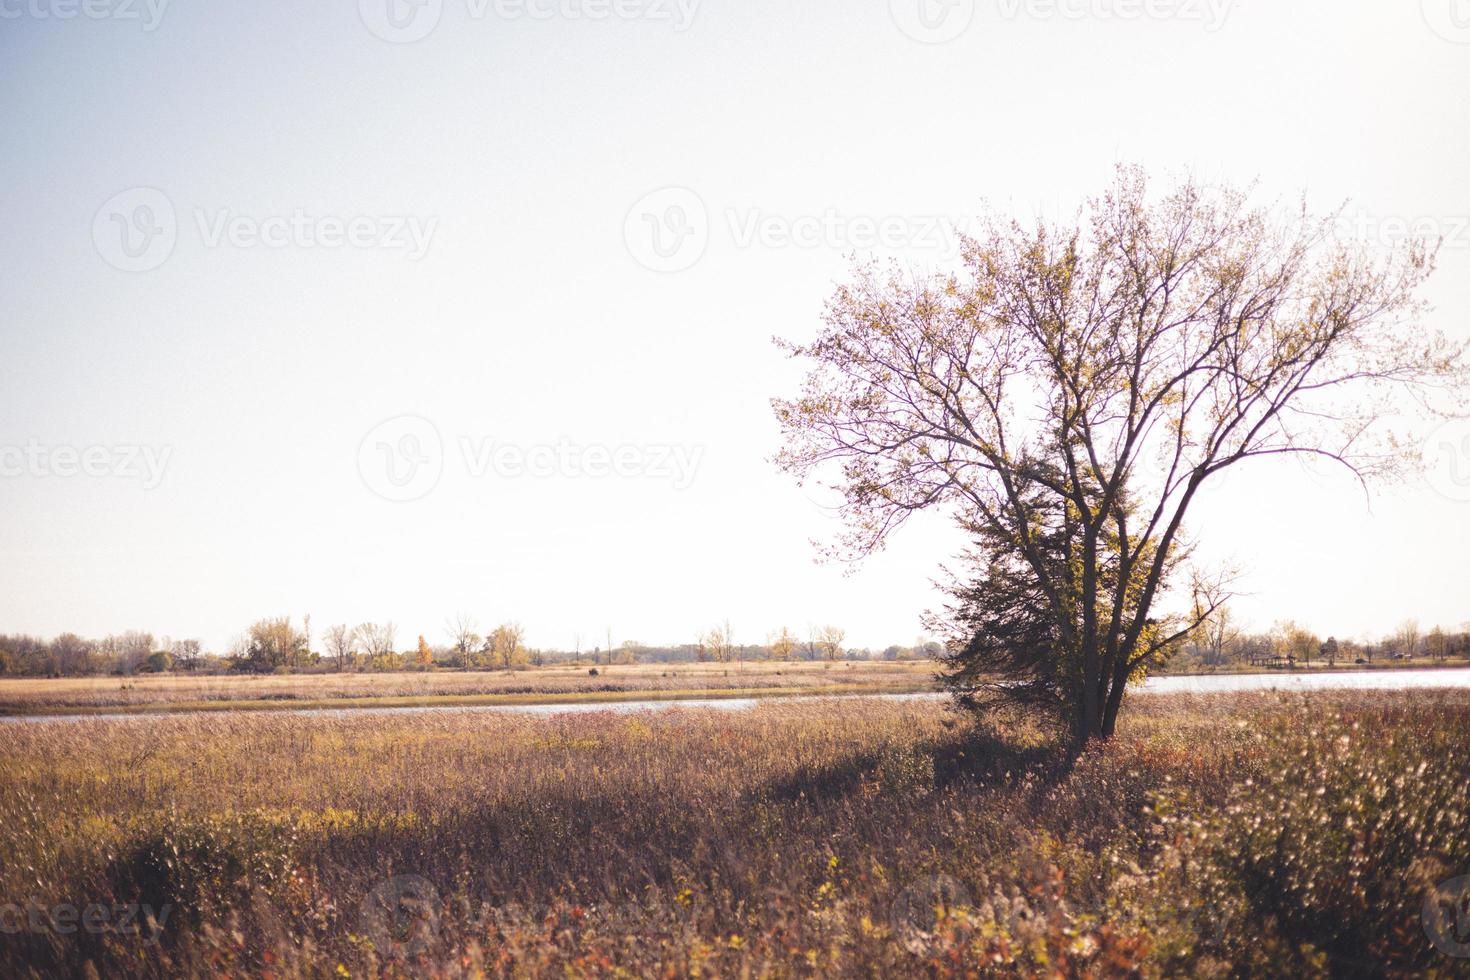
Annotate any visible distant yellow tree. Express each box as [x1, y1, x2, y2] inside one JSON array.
[[769, 627, 796, 661], [242, 617, 309, 673], [702, 621, 735, 663], [416, 634, 433, 667], [1275, 622, 1321, 665], [1427, 626, 1448, 664], [488, 623, 526, 669], [353, 622, 397, 667]]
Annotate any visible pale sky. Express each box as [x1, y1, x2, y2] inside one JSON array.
[[1, 0, 1468, 653]]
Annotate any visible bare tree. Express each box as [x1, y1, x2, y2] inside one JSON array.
[[817, 624, 846, 661], [1196, 603, 1240, 666], [113, 631, 155, 675], [354, 622, 397, 664], [324, 624, 354, 671], [170, 638, 202, 670], [52, 633, 94, 675], [447, 612, 480, 670], [702, 620, 735, 663], [227, 633, 250, 666], [775, 167, 1464, 745], [803, 625, 821, 661], [1396, 619, 1422, 659]]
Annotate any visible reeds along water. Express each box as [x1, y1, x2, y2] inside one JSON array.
[[0, 660, 937, 713]]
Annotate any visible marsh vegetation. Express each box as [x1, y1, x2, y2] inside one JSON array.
[[2, 690, 1466, 976]]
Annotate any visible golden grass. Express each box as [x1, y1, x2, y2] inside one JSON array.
[[1, 690, 1465, 976]]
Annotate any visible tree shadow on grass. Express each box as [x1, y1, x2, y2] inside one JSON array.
[[930, 726, 1072, 792], [758, 724, 1074, 809], [761, 749, 890, 805]]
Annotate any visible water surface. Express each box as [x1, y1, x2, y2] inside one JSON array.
[[6, 668, 1469, 724]]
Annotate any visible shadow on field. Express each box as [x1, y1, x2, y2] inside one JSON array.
[[263, 726, 1080, 914], [762, 725, 1071, 808], [930, 728, 1070, 790], [762, 749, 892, 804]]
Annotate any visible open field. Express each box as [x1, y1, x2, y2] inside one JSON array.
[[0, 661, 938, 716], [2, 690, 1467, 976]]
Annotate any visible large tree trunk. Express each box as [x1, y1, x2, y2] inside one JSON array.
[[1072, 677, 1105, 750], [1071, 662, 1129, 749], [1100, 684, 1124, 739], [1078, 678, 1100, 747], [1099, 653, 1133, 738]]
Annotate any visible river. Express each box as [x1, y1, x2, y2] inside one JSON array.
[[5, 667, 1470, 724]]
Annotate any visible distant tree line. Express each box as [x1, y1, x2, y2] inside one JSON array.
[[1169, 608, 1470, 671], [1, 609, 1465, 678], [0, 617, 943, 677], [0, 631, 201, 677]]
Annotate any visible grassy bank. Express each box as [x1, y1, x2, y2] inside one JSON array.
[[2, 691, 1467, 976], [0, 682, 938, 718], [0, 661, 938, 715]]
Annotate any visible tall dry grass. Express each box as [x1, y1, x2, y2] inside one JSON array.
[[0, 691, 1466, 976]]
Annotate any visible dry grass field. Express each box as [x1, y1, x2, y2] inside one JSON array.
[[0, 660, 938, 715], [2, 690, 1467, 976]]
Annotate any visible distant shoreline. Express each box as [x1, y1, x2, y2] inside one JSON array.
[[6, 658, 1470, 718], [1158, 659, 1470, 678], [0, 679, 938, 719]]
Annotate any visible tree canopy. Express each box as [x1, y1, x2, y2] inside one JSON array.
[[774, 166, 1466, 745]]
